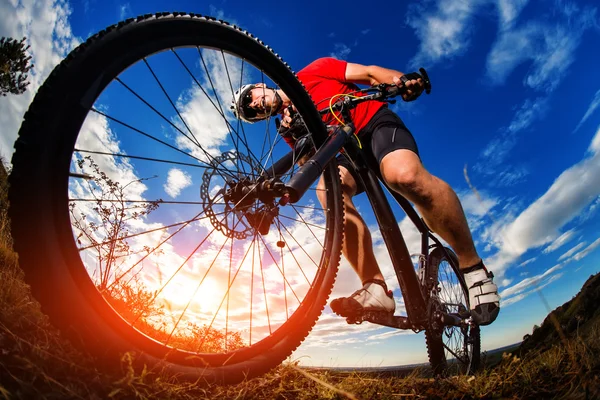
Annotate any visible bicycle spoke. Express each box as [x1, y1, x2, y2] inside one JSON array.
[[278, 222, 320, 279], [276, 222, 314, 287], [249, 234, 256, 344], [194, 229, 258, 350], [278, 214, 327, 231], [276, 221, 289, 320], [225, 235, 234, 352], [74, 207, 225, 251], [173, 48, 252, 181], [107, 201, 221, 291], [220, 51, 251, 165], [90, 108, 225, 173], [442, 342, 462, 362], [257, 238, 272, 336], [143, 57, 202, 148], [71, 198, 206, 205], [75, 148, 232, 173], [65, 39, 338, 361], [219, 59, 277, 179], [165, 226, 231, 344], [257, 234, 301, 303]]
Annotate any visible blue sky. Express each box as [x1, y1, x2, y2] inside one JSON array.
[[1, 0, 600, 368]]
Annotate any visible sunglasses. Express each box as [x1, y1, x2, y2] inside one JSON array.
[[241, 89, 269, 121]]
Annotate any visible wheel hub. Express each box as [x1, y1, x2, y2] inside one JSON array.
[[200, 151, 281, 238]]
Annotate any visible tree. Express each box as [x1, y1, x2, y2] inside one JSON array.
[[70, 156, 160, 291], [0, 37, 33, 96]]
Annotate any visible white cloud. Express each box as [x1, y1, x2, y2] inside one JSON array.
[[518, 257, 537, 267], [573, 89, 600, 133], [477, 2, 597, 184], [406, 0, 483, 68], [171, 49, 248, 163], [485, 6, 594, 93], [578, 196, 600, 223], [0, 0, 80, 162], [507, 97, 550, 133], [163, 168, 192, 198], [459, 190, 499, 217], [558, 241, 587, 261], [542, 228, 577, 254], [571, 238, 600, 261], [500, 278, 512, 287], [486, 126, 600, 276], [475, 98, 548, 180], [457, 189, 499, 235], [500, 264, 564, 305], [119, 3, 131, 20], [329, 43, 351, 60], [496, 0, 530, 29]]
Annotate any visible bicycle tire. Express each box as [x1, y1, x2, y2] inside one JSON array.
[[424, 246, 481, 376], [8, 13, 344, 384]]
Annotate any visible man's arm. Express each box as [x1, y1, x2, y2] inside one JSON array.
[[345, 62, 424, 101], [345, 63, 404, 86]]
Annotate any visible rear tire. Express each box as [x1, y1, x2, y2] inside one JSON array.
[[424, 246, 481, 376]]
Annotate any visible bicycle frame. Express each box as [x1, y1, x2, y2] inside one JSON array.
[[274, 119, 455, 331]]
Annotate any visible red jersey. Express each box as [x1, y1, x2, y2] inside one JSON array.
[[297, 57, 384, 135]]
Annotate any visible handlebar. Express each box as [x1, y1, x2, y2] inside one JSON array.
[[318, 67, 432, 116]]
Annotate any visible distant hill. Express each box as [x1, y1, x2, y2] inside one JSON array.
[[518, 272, 600, 356]]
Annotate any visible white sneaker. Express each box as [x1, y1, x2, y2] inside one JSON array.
[[463, 263, 500, 326], [330, 279, 395, 317]]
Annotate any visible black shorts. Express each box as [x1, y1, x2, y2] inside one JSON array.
[[336, 106, 419, 195]]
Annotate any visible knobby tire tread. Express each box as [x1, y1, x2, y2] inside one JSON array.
[[8, 12, 344, 384], [424, 246, 481, 376]]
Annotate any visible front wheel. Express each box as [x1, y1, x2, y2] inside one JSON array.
[[424, 246, 481, 375], [9, 13, 344, 384]]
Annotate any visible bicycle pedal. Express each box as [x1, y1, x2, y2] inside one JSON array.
[[344, 310, 395, 325], [341, 311, 367, 324], [345, 315, 364, 325], [362, 310, 396, 325]]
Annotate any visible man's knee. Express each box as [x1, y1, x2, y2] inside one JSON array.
[[381, 151, 426, 190]]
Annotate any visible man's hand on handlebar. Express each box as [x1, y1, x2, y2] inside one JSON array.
[[392, 74, 425, 102], [280, 105, 297, 128]]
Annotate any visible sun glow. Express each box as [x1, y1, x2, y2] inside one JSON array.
[[159, 276, 222, 312]]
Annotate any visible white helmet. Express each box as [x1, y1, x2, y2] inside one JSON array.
[[230, 84, 282, 123]]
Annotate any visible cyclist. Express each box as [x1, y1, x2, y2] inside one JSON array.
[[230, 57, 500, 325]]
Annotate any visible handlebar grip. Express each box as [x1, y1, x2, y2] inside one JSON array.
[[419, 67, 432, 94], [386, 84, 402, 97]]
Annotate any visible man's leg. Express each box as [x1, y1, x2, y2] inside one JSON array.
[[380, 149, 479, 269], [317, 166, 395, 315], [317, 166, 383, 282], [380, 149, 499, 325]]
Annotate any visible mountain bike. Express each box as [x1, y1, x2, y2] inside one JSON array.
[[8, 13, 480, 384]]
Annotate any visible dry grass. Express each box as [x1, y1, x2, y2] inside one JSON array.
[[1, 236, 600, 399], [1, 160, 600, 399]]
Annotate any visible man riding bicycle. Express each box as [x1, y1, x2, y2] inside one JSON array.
[[230, 57, 500, 326]]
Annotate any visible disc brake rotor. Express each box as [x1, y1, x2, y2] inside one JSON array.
[[200, 151, 256, 239], [200, 151, 279, 239]]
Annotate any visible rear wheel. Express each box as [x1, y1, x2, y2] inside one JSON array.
[[424, 247, 481, 375], [9, 13, 343, 383]]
